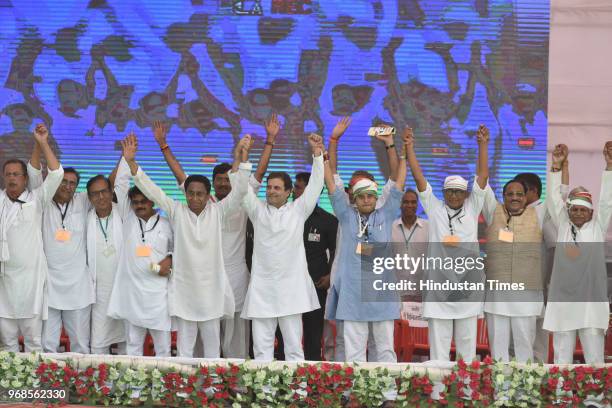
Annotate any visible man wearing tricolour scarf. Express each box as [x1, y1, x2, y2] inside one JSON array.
[[324, 127, 409, 363]]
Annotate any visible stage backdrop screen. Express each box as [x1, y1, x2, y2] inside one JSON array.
[[0, 0, 549, 211]]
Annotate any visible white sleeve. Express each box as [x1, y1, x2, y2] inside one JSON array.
[[482, 184, 497, 226], [133, 167, 177, 219], [35, 166, 64, 205], [417, 182, 442, 217], [545, 171, 566, 229], [219, 162, 252, 217], [27, 162, 44, 190], [114, 157, 132, 220], [468, 177, 487, 215], [596, 171, 612, 234], [248, 173, 262, 194], [294, 155, 324, 217]]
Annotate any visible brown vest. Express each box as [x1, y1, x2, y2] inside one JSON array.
[[485, 204, 543, 290]]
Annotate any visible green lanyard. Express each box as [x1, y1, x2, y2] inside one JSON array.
[[97, 215, 110, 243]]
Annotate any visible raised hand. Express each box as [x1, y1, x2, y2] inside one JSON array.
[[121, 132, 138, 162], [33, 123, 49, 145], [604, 141, 612, 168], [477, 124, 490, 145], [264, 113, 281, 142], [308, 133, 324, 155], [153, 120, 169, 147], [402, 127, 415, 151], [235, 134, 252, 162], [331, 116, 352, 141], [552, 143, 568, 167], [374, 125, 395, 146]]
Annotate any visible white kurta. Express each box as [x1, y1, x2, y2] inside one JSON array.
[[210, 175, 261, 312], [241, 155, 324, 319], [27, 164, 94, 310], [107, 212, 173, 331], [482, 186, 544, 317], [0, 166, 63, 319], [543, 170, 612, 332], [418, 179, 486, 319], [133, 162, 252, 322]]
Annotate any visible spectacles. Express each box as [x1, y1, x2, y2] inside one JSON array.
[[88, 188, 111, 198], [444, 189, 466, 196], [4, 172, 25, 178], [60, 179, 78, 188]]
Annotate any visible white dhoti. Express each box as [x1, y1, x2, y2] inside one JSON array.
[[486, 313, 536, 362], [252, 314, 303, 361], [176, 317, 221, 358], [221, 312, 250, 359], [0, 317, 43, 352], [553, 328, 605, 364], [42, 305, 91, 354], [343, 320, 396, 363], [428, 316, 477, 362], [126, 323, 171, 357]]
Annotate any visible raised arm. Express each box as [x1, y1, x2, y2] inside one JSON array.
[[27, 141, 43, 190], [476, 124, 489, 189], [32, 124, 63, 202], [123, 134, 176, 218], [375, 126, 399, 181], [405, 127, 427, 192], [545, 144, 569, 228], [328, 116, 351, 174], [393, 127, 409, 191], [153, 120, 187, 185], [296, 134, 325, 217], [323, 152, 336, 194], [597, 141, 612, 233], [220, 135, 253, 217], [253, 113, 280, 182], [114, 133, 136, 219]]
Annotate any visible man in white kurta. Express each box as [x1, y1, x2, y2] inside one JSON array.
[[407, 125, 490, 362], [86, 159, 131, 354], [543, 143, 612, 364], [241, 134, 324, 361], [129, 135, 252, 358], [0, 124, 63, 352], [27, 161, 94, 354]]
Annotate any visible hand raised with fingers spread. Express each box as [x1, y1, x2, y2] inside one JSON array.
[[121, 132, 138, 162], [264, 113, 281, 142], [331, 116, 352, 142], [153, 120, 169, 147], [33, 123, 49, 145]]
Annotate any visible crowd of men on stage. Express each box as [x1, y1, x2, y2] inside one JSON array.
[[0, 117, 610, 365]]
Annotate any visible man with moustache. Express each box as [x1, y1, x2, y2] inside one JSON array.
[[544, 143, 612, 364], [106, 134, 173, 356], [293, 172, 338, 361], [151, 117, 278, 358], [0, 123, 63, 352], [481, 178, 546, 362], [127, 133, 253, 358], [406, 125, 490, 362], [86, 148, 132, 354], [241, 133, 324, 361], [27, 142, 94, 354]]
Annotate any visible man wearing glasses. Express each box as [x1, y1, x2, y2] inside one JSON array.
[[406, 125, 490, 362], [27, 140, 95, 354], [85, 148, 132, 354], [0, 123, 63, 352]]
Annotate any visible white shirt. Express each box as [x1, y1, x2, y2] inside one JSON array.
[[107, 212, 173, 331], [209, 175, 261, 311], [133, 162, 252, 322], [27, 163, 93, 310], [418, 179, 486, 319], [543, 170, 611, 331], [241, 155, 324, 319], [0, 166, 64, 319]]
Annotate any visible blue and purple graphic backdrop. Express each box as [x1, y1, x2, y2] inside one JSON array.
[[0, 0, 549, 211]]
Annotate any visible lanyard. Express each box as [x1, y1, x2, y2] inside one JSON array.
[[446, 208, 463, 235], [97, 215, 110, 243], [399, 223, 417, 247], [570, 225, 579, 245], [138, 215, 160, 243], [54, 200, 70, 229], [357, 212, 374, 240]]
